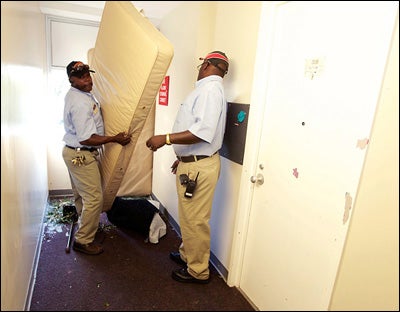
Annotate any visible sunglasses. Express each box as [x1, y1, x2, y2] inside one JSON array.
[[69, 64, 95, 77]]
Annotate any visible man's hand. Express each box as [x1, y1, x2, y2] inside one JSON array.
[[114, 132, 132, 146], [171, 159, 179, 174], [146, 135, 167, 152]]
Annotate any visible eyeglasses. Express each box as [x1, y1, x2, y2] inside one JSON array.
[[69, 64, 94, 77], [197, 60, 228, 75], [197, 62, 207, 71]]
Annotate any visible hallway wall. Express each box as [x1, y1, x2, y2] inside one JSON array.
[[329, 11, 399, 310], [1, 1, 48, 310]]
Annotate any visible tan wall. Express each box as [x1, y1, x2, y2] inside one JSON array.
[[1, 1, 48, 310], [329, 13, 399, 311]]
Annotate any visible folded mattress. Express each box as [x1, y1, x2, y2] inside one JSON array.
[[88, 1, 174, 211]]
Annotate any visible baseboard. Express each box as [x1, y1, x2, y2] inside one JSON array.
[[150, 193, 228, 281], [25, 197, 51, 310]]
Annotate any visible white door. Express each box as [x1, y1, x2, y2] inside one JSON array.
[[236, 2, 397, 310]]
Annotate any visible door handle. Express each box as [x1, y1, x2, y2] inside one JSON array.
[[250, 173, 264, 185]]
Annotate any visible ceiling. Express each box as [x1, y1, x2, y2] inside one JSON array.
[[39, 1, 184, 27]]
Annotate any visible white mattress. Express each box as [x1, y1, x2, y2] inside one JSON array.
[[88, 1, 174, 211]]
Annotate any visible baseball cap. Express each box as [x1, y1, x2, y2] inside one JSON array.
[[199, 51, 229, 74], [199, 51, 229, 65]]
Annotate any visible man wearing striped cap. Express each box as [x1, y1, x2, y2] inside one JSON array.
[[146, 51, 229, 283]]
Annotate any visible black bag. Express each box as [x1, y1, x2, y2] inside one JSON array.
[[107, 197, 159, 235]]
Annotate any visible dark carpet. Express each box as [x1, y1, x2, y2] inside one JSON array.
[[29, 202, 255, 311]]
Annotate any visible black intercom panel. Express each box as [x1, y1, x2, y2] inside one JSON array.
[[220, 102, 250, 165]]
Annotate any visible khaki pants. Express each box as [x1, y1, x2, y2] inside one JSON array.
[[175, 153, 220, 280], [62, 146, 103, 245]]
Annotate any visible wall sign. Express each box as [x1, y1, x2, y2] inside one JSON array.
[[158, 75, 169, 106]]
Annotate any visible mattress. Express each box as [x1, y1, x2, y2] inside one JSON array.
[[88, 1, 174, 211]]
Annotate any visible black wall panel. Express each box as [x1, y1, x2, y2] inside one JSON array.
[[220, 102, 250, 165]]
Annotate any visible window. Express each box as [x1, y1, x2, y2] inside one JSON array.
[[45, 15, 99, 189]]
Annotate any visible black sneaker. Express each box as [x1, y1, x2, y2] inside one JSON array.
[[172, 268, 210, 284]]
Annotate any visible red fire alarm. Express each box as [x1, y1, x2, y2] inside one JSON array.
[[159, 76, 169, 106]]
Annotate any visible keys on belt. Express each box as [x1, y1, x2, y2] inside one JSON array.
[[71, 154, 85, 166]]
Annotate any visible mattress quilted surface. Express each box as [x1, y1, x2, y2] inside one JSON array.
[[89, 1, 173, 211]]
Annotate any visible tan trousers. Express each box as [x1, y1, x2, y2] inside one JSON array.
[[175, 153, 220, 280], [62, 146, 103, 245]]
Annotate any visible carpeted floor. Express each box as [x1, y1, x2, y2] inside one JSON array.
[[29, 197, 255, 311]]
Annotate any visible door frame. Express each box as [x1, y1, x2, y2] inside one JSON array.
[[227, 1, 282, 287]]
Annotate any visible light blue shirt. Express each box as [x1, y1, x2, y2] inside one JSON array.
[[172, 75, 227, 156], [63, 87, 104, 148]]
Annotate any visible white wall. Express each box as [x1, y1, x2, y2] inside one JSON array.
[[1, 1, 48, 310]]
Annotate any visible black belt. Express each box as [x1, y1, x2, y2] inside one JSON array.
[[66, 145, 97, 152], [177, 153, 216, 163]]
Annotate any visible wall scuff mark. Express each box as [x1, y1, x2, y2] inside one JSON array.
[[356, 138, 369, 149], [343, 192, 353, 224]]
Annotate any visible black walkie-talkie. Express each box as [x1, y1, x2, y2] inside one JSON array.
[[184, 172, 199, 198]]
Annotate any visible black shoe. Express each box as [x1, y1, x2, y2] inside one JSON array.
[[169, 252, 187, 266], [73, 241, 104, 255], [172, 268, 210, 284]]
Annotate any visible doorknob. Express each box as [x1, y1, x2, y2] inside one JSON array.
[[250, 173, 264, 185]]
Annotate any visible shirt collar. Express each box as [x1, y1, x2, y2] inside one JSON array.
[[70, 86, 92, 96], [195, 75, 223, 87]]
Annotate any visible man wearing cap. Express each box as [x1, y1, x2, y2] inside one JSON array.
[[62, 61, 132, 255], [146, 51, 229, 283]]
